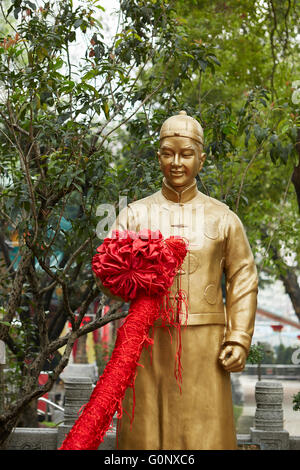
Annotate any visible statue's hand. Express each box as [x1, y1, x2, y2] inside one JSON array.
[[219, 343, 247, 373]]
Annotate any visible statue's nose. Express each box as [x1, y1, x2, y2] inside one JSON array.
[[172, 153, 181, 166]]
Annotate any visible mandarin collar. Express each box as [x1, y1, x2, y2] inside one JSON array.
[[161, 178, 199, 203]]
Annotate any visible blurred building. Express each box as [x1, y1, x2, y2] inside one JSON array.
[[253, 280, 300, 348]]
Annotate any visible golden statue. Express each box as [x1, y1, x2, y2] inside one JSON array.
[[100, 111, 258, 450]]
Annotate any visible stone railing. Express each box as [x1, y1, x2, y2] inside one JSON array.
[[4, 374, 116, 451], [3, 375, 300, 450], [244, 364, 300, 379]]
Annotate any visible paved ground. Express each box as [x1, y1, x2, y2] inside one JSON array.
[[236, 374, 300, 436]]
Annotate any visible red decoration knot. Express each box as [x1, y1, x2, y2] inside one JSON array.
[[59, 229, 188, 450]]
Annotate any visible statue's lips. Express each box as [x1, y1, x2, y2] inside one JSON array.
[[170, 171, 185, 176]]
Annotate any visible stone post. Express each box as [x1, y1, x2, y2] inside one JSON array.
[[250, 381, 289, 450], [57, 376, 93, 448], [57, 375, 117, 450], [0, 340, 5, 413], [231, 372, 244, 406]]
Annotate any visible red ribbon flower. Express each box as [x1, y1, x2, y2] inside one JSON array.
[[92, 229, 182, 301]]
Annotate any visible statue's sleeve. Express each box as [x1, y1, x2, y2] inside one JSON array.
[[222, 210, 258, 354]]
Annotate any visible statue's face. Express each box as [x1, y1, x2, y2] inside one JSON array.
[[158, 136, 205, 191]]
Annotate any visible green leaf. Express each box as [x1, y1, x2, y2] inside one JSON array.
[[198, 59, 208, 71], [52, 58, 64, 71], [26, 1, 37, 10], [102, 101, 110, 119], [253, 124, 268, 144], [207, 55, 221, 66], [14, 7, 21, 18], [82, 69, 100, 81], [74, 19, 83, 28]]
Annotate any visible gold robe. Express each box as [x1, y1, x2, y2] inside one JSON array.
[[107, 178, 258, 450]]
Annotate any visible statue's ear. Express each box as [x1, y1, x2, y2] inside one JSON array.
[[198, 152, 206, 171]]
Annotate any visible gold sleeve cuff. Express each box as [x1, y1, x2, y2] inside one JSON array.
[[222, 329, 252, 353]]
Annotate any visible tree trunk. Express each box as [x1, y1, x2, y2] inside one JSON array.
[[291, 128, 300, 212], [270, 242, 300, 323], [279, 268, 300, 323], [17, 399, 39, 428], [0, 415, 19, 449]]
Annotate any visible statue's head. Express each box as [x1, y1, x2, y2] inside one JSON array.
[[157, 111, 206, 191]]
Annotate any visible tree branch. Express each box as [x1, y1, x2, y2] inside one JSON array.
[[235, 143, 264, 212], [291, 128, 300, 212], [268, 0, 278, 99], [0, 248, 32, 342]]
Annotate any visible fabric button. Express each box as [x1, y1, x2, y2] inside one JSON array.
[[180, 252, 199, 275], [204, 284, 217, 304]]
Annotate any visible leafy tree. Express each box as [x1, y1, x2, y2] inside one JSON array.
[[0, 0, 219, 444]]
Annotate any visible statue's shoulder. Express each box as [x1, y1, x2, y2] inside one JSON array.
[[127, 190, 161, 209], [199, 192, 230, 213], [199, 193, 245, 231]]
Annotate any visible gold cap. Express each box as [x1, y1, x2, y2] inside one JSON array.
[[159, 110, 204, 145]]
